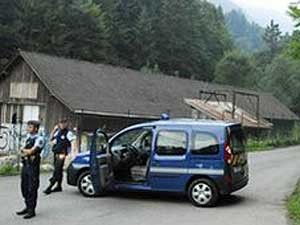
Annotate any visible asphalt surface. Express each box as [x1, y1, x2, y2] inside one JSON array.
[[0, 146, 300, 225]]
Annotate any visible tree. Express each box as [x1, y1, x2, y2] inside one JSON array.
[[225, 9, 264, 52], [154, 0, 232, 80], [101, 0, 232, 80], [0, 0, 109, 63], [214, 51, 257, 88], [263, 20, 282, 56], [258, 56, 300, 114], [0, 0, 19, 66], [0, 0, 232, 82], [100, 0, 143, 67], [289, 4, 300, 28], [286, 31, 300, 60], [286, 4, 300, 60]]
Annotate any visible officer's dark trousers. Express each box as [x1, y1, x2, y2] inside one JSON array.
[[49, 153, 65, 186], [21, 160, 40, 212]]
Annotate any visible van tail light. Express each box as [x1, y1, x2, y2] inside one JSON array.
[[224, 142, 233, 188], [224, 142, 233, 165]]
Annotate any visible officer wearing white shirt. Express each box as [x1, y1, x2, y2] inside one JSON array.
[[16, 121, 44, 219], [44, 118, 75, 195]]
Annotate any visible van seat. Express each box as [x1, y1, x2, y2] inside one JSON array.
[[130, 165, 148, 181]]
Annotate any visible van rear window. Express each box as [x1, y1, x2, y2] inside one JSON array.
[[229, 128, 246, 153], [191, 132, 219, 155]]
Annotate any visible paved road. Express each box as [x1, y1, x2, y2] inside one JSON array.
[[0, 146, 300, 225]]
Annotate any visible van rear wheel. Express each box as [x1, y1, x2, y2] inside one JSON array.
[[188, 178, 219, 207]]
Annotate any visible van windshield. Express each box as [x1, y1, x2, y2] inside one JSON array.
[[229, 127, 246, 154]]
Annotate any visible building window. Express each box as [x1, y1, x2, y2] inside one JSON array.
[[10, 82, 38, 99], [156, 130, 187, 156], [191, 132, 219, 155], [23, 105, 40, 122]]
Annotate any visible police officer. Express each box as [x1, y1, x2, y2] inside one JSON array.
[[16, 120, 44, 219], [44, 118, 75, 195]]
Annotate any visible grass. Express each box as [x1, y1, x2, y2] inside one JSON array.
[[246, 124, 300, 152], [287, 180, 300, 225], [0, 164, 19, 176], [0, 162, 53, 176], [246, 137, 300, 152]]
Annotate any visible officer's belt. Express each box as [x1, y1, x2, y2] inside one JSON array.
[[54, 153, 67, 158], [22, 155, 37, 161]]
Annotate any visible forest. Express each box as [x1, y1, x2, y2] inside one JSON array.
[[1, 0, 300, 114]]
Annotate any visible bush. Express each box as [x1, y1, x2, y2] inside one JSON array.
[[246, 135, 300, 152], [0, 164, 18, 176], [287, 180, 300, 225]]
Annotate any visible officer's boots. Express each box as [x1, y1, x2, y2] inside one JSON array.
[[23, 209, 35, 219], [16, 208, 36, 219], [52, 183, 63, 192], [16, 208, 28, 215], [43, 182, 55, 195]]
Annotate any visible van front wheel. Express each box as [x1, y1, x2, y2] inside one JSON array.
[[188, 178, 219, 207], [78, 171, 96, 197]]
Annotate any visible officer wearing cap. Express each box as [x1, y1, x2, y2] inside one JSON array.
[[44, 118, 75, 194], [16, 120, 44, 219]]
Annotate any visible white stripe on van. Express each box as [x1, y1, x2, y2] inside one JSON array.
[[150, 167, 224, 175]]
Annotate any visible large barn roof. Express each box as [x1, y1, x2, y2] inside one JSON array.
[[2, 51, 298, 121]]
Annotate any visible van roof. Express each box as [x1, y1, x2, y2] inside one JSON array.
[[129, 119, 239, 130]]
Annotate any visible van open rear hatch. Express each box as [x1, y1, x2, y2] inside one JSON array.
[[224, 124, 249, 191]]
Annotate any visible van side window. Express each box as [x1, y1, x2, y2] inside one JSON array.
[[111, 128, 153, 152], [191, 132, 219, 155], [156, 131, 187, 156]]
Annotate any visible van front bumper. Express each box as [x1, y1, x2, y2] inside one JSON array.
[[67, 164, 80, 186]]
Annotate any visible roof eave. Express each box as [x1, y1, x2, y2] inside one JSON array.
[[74, 109, 159, 120]]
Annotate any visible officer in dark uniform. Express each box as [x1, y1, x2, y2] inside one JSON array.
[[44, 118, 75, 194], [16, 120, 44, 219]]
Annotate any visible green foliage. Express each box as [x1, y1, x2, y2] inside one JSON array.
[[286, 30, 300, 60], [246, 17, 300, 116], [0, 164, 18, 176], [263, 20, 282, 56], [4, 0, 109, 62], [0, 0, 19, 62], [0, 0, 232, 81], [286, 4, 300, 61], [289, 5, 300, 28], [287, 180, 300, 225], [246, 128, 300, 152], [257, 56, 300, 113], [214, 50, 257, 88], [225, 10, 264, 52]]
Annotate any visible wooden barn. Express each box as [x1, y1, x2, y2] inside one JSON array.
[[0, 51, 298, 140]]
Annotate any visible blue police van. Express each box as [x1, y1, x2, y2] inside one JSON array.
[[67, 119, 248, 207]]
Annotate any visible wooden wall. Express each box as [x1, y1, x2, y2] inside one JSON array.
[[0, 58, 76, 133]]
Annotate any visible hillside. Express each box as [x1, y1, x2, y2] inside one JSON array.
[[207, 0, 239, 12], [208, 0, 293, 32]]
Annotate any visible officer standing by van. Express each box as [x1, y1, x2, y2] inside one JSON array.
[[16, 121, 44, 219], [44, 118, 75, 194]]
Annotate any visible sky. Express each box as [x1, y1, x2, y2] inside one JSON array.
[[232, 0, 292, 12], [232, 0, 295, 32]]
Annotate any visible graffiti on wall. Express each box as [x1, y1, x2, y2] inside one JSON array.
[[0, 124, 52, 159]]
